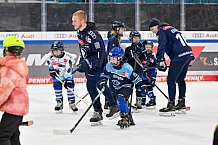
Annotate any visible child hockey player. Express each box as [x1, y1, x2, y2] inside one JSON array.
[[47, 41, 78, 113], [124, 30, 147, 109], [0, 36, 29, 145], [97, 47, 147, 129], [104, 20, 126, 109], [142, 40, 157, 109]]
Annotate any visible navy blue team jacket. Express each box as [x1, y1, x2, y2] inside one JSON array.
[[156, 23, 195, 62], [77, 22, 107, 80], [107, 33, 119, 54]]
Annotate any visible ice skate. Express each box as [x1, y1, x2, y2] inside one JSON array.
[[145, 99, 156, 109], [90, 111, 103, 126], [69, 100, 78, 112], [104, 101, 109, 109], [159, 100, 175, 117], [134, 97, 142, 109], [54, 99, 63, 114], [106, 105, 119, 120], [116, 113, 131, 129], [175, 98, 187, 114]]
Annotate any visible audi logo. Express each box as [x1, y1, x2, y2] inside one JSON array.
[[6, 34, 19, 37], [148, 33, 156, 38], [54, 34, 67, 38], [192, 33, 204, 38]]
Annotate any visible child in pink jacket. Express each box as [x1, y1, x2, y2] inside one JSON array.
[[0, 36, 29, 145]]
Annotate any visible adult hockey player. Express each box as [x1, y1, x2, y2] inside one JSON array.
[[148, 18, 195, 116], [0, 36, 29, 145], [142, 41, 157, 109], [97, 47, 147, 128], [72, 10, 118, 124], [47, 41, 78, 113], [104, 20, 126, 109], [124, 30, 147, 109]]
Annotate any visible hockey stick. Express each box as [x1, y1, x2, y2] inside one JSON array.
[[133, 55, 190, 111], [129, 50, 136, 113], [132, 54, 169, 99], [53, 87, 105, 135], [75, 92, 89, 105], [20, 120, 34, 126], [55, 76, 89, 106]]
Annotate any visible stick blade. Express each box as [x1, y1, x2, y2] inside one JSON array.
[[53, 129, 71, 135]]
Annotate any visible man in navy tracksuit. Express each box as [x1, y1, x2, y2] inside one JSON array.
[[72, 10, 118, 122], [148, 18, 195, 116]]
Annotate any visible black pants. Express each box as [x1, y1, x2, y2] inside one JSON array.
[[213, 125, 218, 145], [167, 60, 191, 101], [87, 79, 116, 112], [0, 112, 23, 145]]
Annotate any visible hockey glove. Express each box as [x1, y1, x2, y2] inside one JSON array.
[[64, 80, 72, 89], [157, 61, 167, 72], [148, 77, 156, 87], [77, 59, 92, 72], [97, 78, 108, 91], [49, 69, 57, 78]]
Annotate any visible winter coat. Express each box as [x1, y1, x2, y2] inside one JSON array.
[[0, 56, 29, 116]]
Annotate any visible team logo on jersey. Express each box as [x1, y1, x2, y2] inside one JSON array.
[[85, 36, 92, 43], [162, 26, 172, 30], [94, 42, 100, 49], [150, 58, 154, 63], [64, 59, 67, 62], [78, 38, 84, 46], [52, 62, 60, 66], [122, 71, 128, 76]]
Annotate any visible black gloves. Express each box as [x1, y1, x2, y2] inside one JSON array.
[[64, 80, 72, 89], [77, 59, 91, 72], [49, 69, 57, 78], [97, 78, 108, 90], [157, 61, 167, 72]]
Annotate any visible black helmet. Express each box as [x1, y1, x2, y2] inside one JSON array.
[[129, 30, 141, 41], [112, 21, 125, 31]]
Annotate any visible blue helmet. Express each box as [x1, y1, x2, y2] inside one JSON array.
[[109, 47, 124, 66], [51, 41, 64, 57]]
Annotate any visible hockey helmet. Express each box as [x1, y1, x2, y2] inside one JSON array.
[[3, 36, 25, 56], [112, 21, 125, 31], [108, 47, 124, 66], [129, 30, 141, 41], [51, 41, 64, 57]]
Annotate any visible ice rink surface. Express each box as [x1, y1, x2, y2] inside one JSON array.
[[15, 82, 218, 145]]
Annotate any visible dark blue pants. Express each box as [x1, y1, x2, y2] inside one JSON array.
[[167, 60, 191, 101], [0, 113, 23, 145], [86, 79, 116, 112]]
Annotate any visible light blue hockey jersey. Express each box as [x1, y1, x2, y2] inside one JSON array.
[[101, 62, 143, 90]]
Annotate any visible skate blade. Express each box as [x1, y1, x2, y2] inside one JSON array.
[[159, 111, 175, 117], [146, 106, 156, 110], [175, 109, 186, 114], [55, 110, 63, 114], [91, 121, 103, 126], [107, 112, 120, 120], [117, 124, 130, 129]]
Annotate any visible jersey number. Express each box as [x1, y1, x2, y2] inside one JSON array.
[[176, 33, 188, 46]]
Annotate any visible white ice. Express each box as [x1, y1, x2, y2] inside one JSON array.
[[10, 82, 218, 145]]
